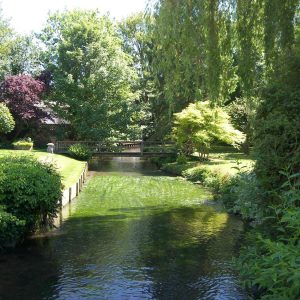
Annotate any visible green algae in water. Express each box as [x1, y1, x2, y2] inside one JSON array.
[[71, 175, 212, 218]]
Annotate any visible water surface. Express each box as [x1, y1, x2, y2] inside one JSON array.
[[0, 157, 246, 300]]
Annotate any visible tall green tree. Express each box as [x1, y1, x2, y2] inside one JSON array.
[[0, 7, 13, 79], [254, 3, 300, 192], [152, 0, 237, 110], [150, 0, 299, 150], [40, 10, 138, 140], [9, 35, 43, 76], [118, 13, 156, 138]]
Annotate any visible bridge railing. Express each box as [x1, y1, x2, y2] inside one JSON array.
[[55, 140, 176, 154]]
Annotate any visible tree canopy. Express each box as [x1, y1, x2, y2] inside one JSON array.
[[0, 75, 48, 138], [40, 10, 139, 140], [173, 102, 244, 158]]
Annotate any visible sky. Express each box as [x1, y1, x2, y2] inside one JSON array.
[[1, 0, 148, 34]]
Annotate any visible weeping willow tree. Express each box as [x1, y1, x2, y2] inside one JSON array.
[[152, 0, 237, 113], [149, 0, 299, 143], [264, 0, 299, 73]]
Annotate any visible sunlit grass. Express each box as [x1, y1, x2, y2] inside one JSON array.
[[0, 149, 86, 188], [193, 146, 254, 175], [201, 152, 254, 175]]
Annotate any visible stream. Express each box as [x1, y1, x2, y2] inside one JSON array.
[[0, 157, 246, 300]]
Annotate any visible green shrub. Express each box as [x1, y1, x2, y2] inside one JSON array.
[[220, 172, 265, 220], [202, 170, 232, 195], [161, 161, 197, 176], [236, 173, 300, 299], [0, 209, 25, 250], [0, 103, 15, 134], [237, 232, 300, 300], [183, 166, 232, 196], [173, 101, 245, 157], [68, 143, 92, 161], [182, 166, 208, 182], [0, 155, 62, 233], [13, 137, 33, 150], [150, 155, 177, 167], [254, 68, 300, 195], [176, 154, 188, 164]]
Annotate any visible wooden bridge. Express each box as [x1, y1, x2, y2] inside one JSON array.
[[54, 140, 176, 157]]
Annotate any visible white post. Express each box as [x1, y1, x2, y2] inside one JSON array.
[[47, 143, 55, 154]]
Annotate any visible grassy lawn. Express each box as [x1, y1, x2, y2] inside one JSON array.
[[191, 145, 254, 175], [0, 150, 86, 189], [161, 145, 254, 178], [198, 151, 254, 176]]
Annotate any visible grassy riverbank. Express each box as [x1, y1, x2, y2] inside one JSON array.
[[0, 149, 86, 250], [152, 148, 254, 199], [0, 150, 86, 188], [156, 150, 300, 299]]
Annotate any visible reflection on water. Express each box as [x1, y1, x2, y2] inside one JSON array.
[[89, 156, 164, 176], [0, 157, 246, 300]]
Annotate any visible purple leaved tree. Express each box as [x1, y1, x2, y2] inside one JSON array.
[[0, 75, 51, 139]]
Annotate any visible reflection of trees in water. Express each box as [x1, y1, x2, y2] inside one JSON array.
[[0, 206, 244, 300], [136, 206, 244, 299], [0, 238, 60, 300]]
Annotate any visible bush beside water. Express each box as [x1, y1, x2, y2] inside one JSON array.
[[236, 178, 300, 300], [0, 155, 62, 250], [68, 143, 92, 161], [0, 209, 25, 249]]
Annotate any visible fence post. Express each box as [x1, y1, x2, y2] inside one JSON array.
[[141, 140, 144, 156]]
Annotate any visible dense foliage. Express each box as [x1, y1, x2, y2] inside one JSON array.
[[0, 103, 15, 133], [254, 36, 300, 193], [151, 0, 299, 144], [118, 13, 158, 138], [0, 155, 62, 245], [0, 75, 46, 119], [68, 143, 92, 161], [40, 10, 138, 140], [0, 8, 13, 80], [0, 208, 25, 249], [152, 0, 237, 111], [233, 172, 300, 300]]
